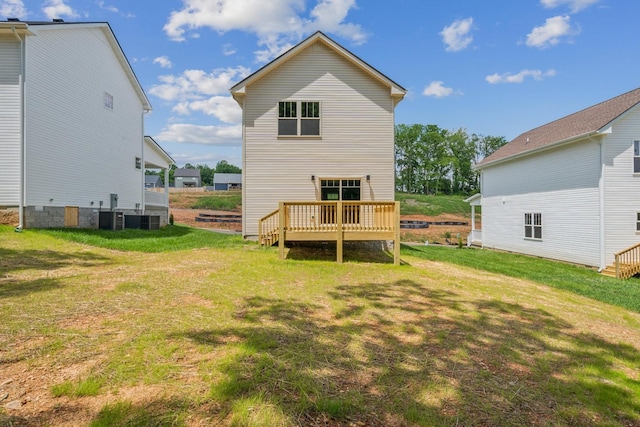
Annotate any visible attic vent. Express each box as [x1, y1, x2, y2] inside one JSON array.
[[7, 18, 20, 22], [52, 18, 64, 23]]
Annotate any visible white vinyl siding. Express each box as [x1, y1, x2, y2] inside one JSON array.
[[24, 26, 145, 210], [0, 37, 22, 206], [243, 42, 396, 236], [481, 139, 601, 266], [602, 109, 640, 265]]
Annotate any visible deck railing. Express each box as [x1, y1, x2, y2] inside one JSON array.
[[614, 242, 640, 279], [258, 201, 400, 264], [258, 209, 280, 246]]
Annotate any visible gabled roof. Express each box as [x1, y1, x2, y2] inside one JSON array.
[[174, 168, 201, 178], [1, 19, 151, 111], [478, 88, 640, 168], [230, 31, 406, 105], [213, 173, 242, 184]]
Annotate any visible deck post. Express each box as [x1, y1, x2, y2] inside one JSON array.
[[394, 201, 400, 265], [279, 202, 285, 260], [336, 201, 343, 263]]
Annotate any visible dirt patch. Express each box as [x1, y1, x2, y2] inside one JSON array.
[[400, 213, 474, 245], [171, 208, 474, 244], [171, 208, 241, 232], [0, 210, 19, 226]]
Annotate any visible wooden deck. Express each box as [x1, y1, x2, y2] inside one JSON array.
[[259, 201, 400, 264]]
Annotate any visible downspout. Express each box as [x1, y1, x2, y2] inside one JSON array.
[[595, 135, 606, 271], [12, 26, 25, 230]]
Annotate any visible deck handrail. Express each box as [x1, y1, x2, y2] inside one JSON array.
[[258, 209, 280, 246], [614, 242, 640, 279], [259, 201, 400, 264]]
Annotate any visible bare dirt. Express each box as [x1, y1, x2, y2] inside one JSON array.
[[0, 210, 18, 226]]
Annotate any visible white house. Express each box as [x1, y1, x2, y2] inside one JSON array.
[[475, 88, 640, 272], [0, 19, 173, 228], [230, 31, 406, 238], [213, 173, 242, 191]]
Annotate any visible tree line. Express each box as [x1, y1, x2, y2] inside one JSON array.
[[395, 124, 507, 196], [146, 160, 241, 186]]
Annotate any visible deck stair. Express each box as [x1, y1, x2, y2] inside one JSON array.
[[603, 243, 640, 279]]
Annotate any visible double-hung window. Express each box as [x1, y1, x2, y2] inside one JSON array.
[[634, 140, 640, 173], [278, 101, 320, 136], [524, 213, 542, 240]]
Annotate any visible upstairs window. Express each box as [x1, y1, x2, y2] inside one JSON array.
[[278, 101, 320, 136], [103, 92, 114, 110], [634, 140, 640, 173], [524, 212, 542, 240]]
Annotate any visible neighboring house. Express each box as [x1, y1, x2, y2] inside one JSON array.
[[0, 19, 174, 228], [213, 173, 242, 191], [174, 168, 201, 188], [230, 31, 406, 238], [145, 175, 163, 188], [475, 87, 640, 271]]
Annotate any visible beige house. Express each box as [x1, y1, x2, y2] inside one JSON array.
[[230, 31, 406, 250]]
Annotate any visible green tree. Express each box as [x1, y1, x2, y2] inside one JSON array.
[[215, 160, 242, 174]]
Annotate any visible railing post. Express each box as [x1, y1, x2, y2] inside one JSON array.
[[394, 201, 400, 265], [615, 253, 620, 279], [337, 201, 343, 263], [279, 202, 285, 260]]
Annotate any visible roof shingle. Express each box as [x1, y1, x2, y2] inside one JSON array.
[[478, 87, 640, 167]]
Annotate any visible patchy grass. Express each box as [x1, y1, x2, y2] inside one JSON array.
[[37, 224, 245, 252], [405, 244, 640, 313], [396, 193, 472, 217], [1, 225, 639, 426], [191, 192, 242, 211]]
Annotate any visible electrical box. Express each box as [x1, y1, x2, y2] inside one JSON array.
[[110, 193, 118, 210]]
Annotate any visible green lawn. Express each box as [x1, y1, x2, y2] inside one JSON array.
[[1, 225, 639, 426]]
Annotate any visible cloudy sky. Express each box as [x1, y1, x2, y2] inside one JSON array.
[[1, 0, 637, 168]]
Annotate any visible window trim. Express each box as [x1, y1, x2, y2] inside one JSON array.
[[319, 178, 361, 201], [635, 212, 640, 234], [524, 212, 542, 240], [277, 100, 321, 138], [634, 140, 640, 174], [135, 157, 142, 170], [103, 92, 114, 110]]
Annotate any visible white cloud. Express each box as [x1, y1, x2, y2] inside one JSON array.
[[0, 0, 27, 19], [96, 1, 118, 13], [153, 56, 173, 69], [149, 66, 249, 124], [423, 81, 456, 98], [42, 0, 78, 19], [156, 123, 242, 146], [485, 69, 556, 84], [223, 43, 237, 56], [163, 0, 366, 62], [440, 17, 474, 52], [149, 66, 250, 101], [526, 15, 578, 48], [540, 0, 600, 13], [173, 96, 242, 124]]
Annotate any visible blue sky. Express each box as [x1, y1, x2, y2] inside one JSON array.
[[2, 0, 638, 168]]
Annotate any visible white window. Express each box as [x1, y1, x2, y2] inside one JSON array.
[[103, 92, 114, 110], [636, 212, 640, 232], [278, 101, 320, 136], [524, 213, 542, 240], [634, 140, 640, 173], [135, 157, 141, 170]]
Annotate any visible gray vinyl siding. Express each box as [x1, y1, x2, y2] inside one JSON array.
[[602, 109, 640, 265], [24, 26, 145, 210], [243, 42, 396, 236], [481, 139, 601, 266], [0, 36, 22, 206]]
